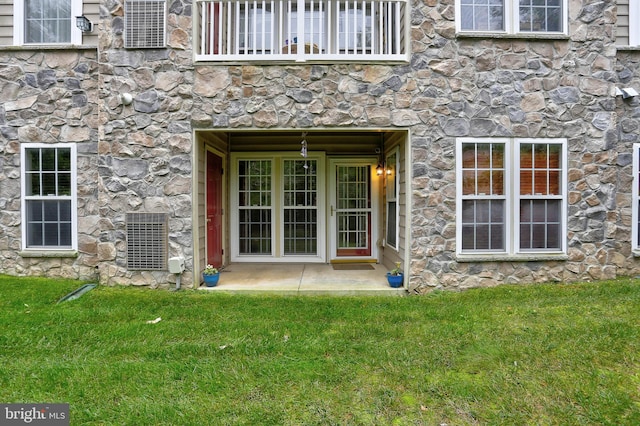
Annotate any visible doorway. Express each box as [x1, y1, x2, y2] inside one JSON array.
[[206, 150, 223, 267], [329, 159, 379, 261]]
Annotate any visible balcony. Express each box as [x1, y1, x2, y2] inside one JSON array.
[[194, 0, 409, 62]]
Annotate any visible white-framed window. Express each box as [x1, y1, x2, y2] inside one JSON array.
[[456, 138, 567, 258], [456, 0, 567, 35], [21, 144, 77, 251], [385, 149, 399, 249], [631, 0, 640, 46], [633, 144, 640, 252], [230, 153, 326, 263], [13, 0, 83, 45]]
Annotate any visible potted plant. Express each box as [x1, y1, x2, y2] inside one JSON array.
[[202, 264, 220, 287], [386, 262, 404, 288]]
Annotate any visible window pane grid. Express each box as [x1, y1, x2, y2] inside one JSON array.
[[461, 142, 505, 196], [338, 212, 369, 249], [458, 139, 565, 255], [461, 199, 505, 250], [519, 199, 561, 249], [238, 159, 273, 255], [518, 0, 561, 32], [283, 159, 318, 255], [26, 200, 72, 246], [337, 166, 369, 209], [460, 0, 504, 31], [284, 209, 317, 254], [520, 143, 562, 196], [24, 147, 74, 249], [25, 0, 71, 43], [239, 209, 272, 254], [460, 0, 563, 33]]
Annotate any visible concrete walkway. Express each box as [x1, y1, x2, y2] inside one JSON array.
[[198, 263, 407, 295]]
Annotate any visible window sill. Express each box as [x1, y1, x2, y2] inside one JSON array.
[[19, 250, 78, 258], [616, 46, 640, 51], [0, 45, 97, 52], [456, 32, 569, 41], [455, 253, 568, 262]]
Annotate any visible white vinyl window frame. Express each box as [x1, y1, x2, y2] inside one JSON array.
[[229, 152, 327, 263], [455, 138, 567, 260], [631, 0, 640, 46], [633, 144, 640, 253], [13, 0, 83, 46], [455, 0, 568, 36], [20, 143, 78, 252]]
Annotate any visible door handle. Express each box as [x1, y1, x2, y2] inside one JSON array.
[[330, 205, 334, 216]]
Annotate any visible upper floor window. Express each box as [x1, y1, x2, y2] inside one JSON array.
[[456, 0, 567, 35], [194, 0, 409, 62], [631, 0, 640, 46], [21, 144, 77, 251], [456, 138, 567, 258], [13, 0, 82, 45]]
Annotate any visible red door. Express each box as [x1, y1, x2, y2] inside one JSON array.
[[206, 151, 223, 267]]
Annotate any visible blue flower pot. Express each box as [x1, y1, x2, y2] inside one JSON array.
[[386, 272, 404, 288], [203, 273, 220, 287]]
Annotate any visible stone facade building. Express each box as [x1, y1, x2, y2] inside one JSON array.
[[0, 0, 639, 292]]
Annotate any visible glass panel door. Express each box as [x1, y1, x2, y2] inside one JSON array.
[[333, 164, 372, 257], [238, 159, 272, 255], [283, 159, 318, 255]]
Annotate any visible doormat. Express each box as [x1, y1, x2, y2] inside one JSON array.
[[332, 264, 374, 270]]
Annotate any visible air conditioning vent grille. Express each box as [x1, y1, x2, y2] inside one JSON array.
[[126, 212, 168, 270], [125, 0, 166, 48]]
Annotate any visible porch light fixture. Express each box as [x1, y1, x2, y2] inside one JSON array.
[[376, 163, 384, 176], [76, 15, 93, 33]]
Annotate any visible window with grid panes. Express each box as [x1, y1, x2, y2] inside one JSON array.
[[457, 0, 566, 35], [237, 159, 273, 255], [14, 0, 83, 45], [21, 144, 76, 250], [457, 138, 566, 257]]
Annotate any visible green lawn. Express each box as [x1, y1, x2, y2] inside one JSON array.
[[0, 275, 639, 425]]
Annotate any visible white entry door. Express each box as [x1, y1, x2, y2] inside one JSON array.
[[329, 159, 379, 261]]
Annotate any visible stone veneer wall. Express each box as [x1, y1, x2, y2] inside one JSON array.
[[408, 0, 638, 291], [97, 1, 196, 287], [1, 0, 639, 290], [0, 49, 100, 280]]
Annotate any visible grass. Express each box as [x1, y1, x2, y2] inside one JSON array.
[[0, 275, 639, 425]]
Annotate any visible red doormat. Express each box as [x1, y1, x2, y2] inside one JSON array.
[[332, 264, 374, 270]]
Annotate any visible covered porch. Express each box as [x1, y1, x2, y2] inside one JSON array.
[[193, 129, 410, 291], [198, 263, 407, 295]]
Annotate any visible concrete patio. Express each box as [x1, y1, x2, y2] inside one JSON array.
[[198, 263, 407, 295]]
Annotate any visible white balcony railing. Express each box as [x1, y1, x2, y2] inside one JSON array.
[[194, 0, 408, 62]]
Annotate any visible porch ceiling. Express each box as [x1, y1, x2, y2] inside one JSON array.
[[226, 130, 390, 155]]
